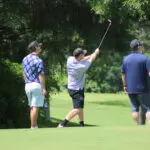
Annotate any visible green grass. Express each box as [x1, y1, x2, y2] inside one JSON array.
[[51, 92, 131, 127], [0, 92, 150, 150]]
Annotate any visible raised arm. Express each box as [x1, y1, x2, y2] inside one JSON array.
[[88, 48, 100, 62], [81, 48, 100, 62]]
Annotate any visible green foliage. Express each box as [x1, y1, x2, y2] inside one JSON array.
[[89, 0, 150, 21], [86, 52, 124, 93], [88, 0, 150, 50], [0, 59, 29, 128], [85, 80, 100, 93]]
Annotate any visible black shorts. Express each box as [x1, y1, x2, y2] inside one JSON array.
[[128, 93, 150, 112], [68, 89, 84, 109]]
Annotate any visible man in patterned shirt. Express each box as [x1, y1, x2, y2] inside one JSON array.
[[22, 41, 47, 129]]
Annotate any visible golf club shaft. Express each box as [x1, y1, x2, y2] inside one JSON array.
[[98, 21, 111, 49]]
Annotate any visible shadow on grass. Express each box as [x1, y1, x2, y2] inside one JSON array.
[[89, 100, 129, 107], [39, 117, 97, 128]]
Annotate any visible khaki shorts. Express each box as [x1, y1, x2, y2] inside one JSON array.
[[25, 82, 44, 107]]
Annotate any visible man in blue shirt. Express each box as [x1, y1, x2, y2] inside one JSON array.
[[121, 39, 150, 125], [58, 47, 100, 127], [22, 41, 47, 128]]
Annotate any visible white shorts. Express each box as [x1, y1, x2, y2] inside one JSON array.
[[25, 82, 44, 107]]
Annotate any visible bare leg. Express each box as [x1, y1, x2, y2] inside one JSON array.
[[146, 111, 150, 125], [78, 108, 84, 121], [58, 109, 80, 127], [65, 109, 80, 121], [30, 106, 39, 128], [132, 112, 139, 125]]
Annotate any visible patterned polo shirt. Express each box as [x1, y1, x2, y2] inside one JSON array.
[[22, 53, 44, 84]]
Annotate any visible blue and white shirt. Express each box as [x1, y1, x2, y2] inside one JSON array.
[[67, 56, 91, 90], [22, 54, 44, 84]]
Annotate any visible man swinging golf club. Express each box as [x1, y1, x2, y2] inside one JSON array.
[[58, 19, 111, 127], [58, 47, 100, 127]]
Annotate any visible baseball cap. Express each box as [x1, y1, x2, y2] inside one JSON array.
[[28, 41, 42, 49], [130, 39, 143, 49], [73, 48, 87, 57]]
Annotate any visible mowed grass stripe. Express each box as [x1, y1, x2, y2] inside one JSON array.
[[0, 126, 150, 150]]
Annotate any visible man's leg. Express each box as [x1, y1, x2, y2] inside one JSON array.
[[65, 108, 80, 120], [78, 108, 84, 126], [58, 89, 84, 128], [146, 111, 150, 125], [128, 94, 140, 125], [139, 93, 150, 125], [30, 106, 39, 128], [132, 112, 139, 125], [139, 105, 146, 125], [58, 109, 80, 127]]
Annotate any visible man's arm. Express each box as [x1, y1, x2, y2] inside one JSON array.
[[81, 55, 91, 61], [79, 48, 100, 71], [83, 48, 99, 62], [23, 72, 25, 80], [39, 74, 47, 96], [80, 48, 100, 62], [121, 73, 127, 93], [121, 73, 126, 86], [88, 48, 100, 62], [146, 58, 150, 76]]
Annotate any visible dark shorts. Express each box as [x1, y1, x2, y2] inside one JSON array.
[[128, 93, 150, 112], [68, 89, 84, 109]]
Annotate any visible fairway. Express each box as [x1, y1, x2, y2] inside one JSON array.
[[0, 92, 150, 150]]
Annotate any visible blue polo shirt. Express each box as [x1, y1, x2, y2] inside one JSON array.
[[121, 52, 150, 93]]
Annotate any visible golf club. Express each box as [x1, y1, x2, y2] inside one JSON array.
[[98, 19, 112, 49]]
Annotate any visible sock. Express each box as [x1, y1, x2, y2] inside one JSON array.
[[79, 121, 84, 127], [61, 119, 69, 126]]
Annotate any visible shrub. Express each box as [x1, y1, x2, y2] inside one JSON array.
[[0, 59, 29, 128]]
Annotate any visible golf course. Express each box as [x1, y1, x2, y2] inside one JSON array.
[[1, 1, 150, 150], [0, 92, 150, 150]]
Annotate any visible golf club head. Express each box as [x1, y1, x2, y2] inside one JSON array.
[[108, 19, 112, 25]]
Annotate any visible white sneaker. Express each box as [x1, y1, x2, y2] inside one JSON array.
[[57, 124, 64, 128], [31, 126, 39, 129]]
